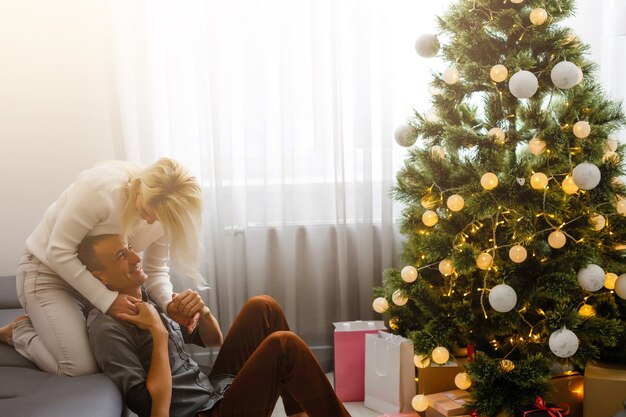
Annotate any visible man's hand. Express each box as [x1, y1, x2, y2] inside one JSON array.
[[167, 290, 205, 333], [118, 302, 167, 334], [106, 293, 141, 318]]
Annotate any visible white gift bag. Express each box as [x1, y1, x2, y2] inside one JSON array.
[[364, 331, 416, 414]]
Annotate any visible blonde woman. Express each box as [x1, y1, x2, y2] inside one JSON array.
[[0, 157, 203, 376]]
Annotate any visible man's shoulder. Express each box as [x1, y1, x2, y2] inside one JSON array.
[[86, 308, 127, 335]]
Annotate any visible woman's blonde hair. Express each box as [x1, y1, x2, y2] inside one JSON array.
[[122, 157, 202, 282]]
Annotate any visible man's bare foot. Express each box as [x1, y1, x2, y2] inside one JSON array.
[[0, 315, 28, 346]]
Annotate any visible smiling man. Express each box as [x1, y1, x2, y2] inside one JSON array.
[[78, 234, 351, 417]]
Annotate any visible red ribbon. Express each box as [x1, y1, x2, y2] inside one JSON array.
[[523, 396, 570, 417]]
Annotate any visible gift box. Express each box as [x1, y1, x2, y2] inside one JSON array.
[[417, 359, 467, 395], [583, 361, 626, 417], [424, 389, 470, 416], [548, 372, 583, 417]]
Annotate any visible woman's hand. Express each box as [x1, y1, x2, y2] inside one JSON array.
[[106, 293, 141, 318], [118, 302, 167, 335], [167, 289, 205, 333]]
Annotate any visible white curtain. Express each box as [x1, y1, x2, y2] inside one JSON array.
[[103, 0, 625, 359]]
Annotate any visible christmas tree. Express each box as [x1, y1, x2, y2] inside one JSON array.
[[375, 0, 626, 415]]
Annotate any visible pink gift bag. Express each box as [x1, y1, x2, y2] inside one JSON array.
[[333, 321, 386, 402]]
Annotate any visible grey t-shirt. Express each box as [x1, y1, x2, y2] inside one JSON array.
[[87, 292, 234, 417]]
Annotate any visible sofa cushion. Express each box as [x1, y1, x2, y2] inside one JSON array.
[[0, 275, 20, 309]]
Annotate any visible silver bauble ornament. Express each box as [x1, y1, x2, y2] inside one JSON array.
[[488, 284, 517, 313], [509, 70, 538, 99], [577, 263, 605, 292], [415, 34, 440, 58], [551, 61, 580, 89], [572, 162, 601, 190], [394, 124, 416, 147], [549, 327, 579, 358]]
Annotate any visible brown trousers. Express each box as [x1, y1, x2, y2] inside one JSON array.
[[202, 295, 351, 417]]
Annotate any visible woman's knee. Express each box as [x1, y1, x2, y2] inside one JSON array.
[[60, 357, 100, 377]]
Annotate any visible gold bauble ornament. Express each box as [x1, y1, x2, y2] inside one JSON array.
[[578, 304, 595, 317], [529, 8, 548, 25], [605, 272, 618, 290], [388, 317, 400, 330], [500, 359, 515, 372]]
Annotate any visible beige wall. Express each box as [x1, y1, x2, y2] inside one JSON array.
[[0, 0, 117, 274]]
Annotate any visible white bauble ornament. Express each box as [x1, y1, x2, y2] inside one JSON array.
[[562, 176, 579, 195], [528, 137, 546, 155], [476, 252, 493, 270], [425, 107, 440, 122], [490, 64, 508, 83], [454, 372, 472, 390], [372, 297, 389, 313], [572, 162, 601, 190], [615, 274, 626, 299], [549, 327, 579, 358], [447, 194, 464, 212], [573, 121, 591, 139], [415, 34, 440, 58], [605, 272, 618, 290], [511, 0, 524, 3], [401, 265, 418, 283], [439, 259, 454, 276], [481, 172, 498, 190], [509, 245, 527, 263], [488, 127, 506, 144], [551, 61, 580, 89], [392, 289, 408, 306], [422, 210, 439, 227], [591, 214, 606, 231], [548, 230, 566, 249], [431, 145, 445, 160], [394, 124, 416, 147], [488, 284, 517, 313], [428, 85, 443, 96], [509, 70, 539, 99], [617, 197, 626, 215], [577, 263, 605, 292], [414, 354, 431, 368], [530, 8, 548, 25], [443, 67, 460, 85], [412, 394, 430, 412], [530, 172, 549, 190], [431, 346, 450, 364]]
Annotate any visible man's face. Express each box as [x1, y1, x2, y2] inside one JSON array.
[[91, 235, 147, 292]]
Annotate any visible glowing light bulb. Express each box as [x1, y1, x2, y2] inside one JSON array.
[[528, 137, 546, 155], [490, 64, 508, 82], [447, 194, 465, 212], [412, 394, 430, 412], [443, 67, 460, 84], [372, 297, 389, 313], [431, 346, 450, 364], [605, 272, 618, 290], [530, 172, 549, 190], [530, 8, 548, 25], [488, 127, 506, 144], [578, 304, 595, 317], [548, 230, 566, 249], [455, 372, 472, 390], [401, 265, 418, 283], [481, 172, 498, 190], [414, 354, 431, 368], [591, 215, 606, 231], [392, 289, 408, 306], [422, 210, 439, 226], [438, 259, 454, 276], [476, 252, 493, 270], [509, 245, 527, 263], [573, 121, 591, 138], [617, 197, 626, 215], [562, 176, 579, 195]]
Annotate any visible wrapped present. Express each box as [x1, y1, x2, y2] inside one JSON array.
[[418, 359, 467, 395], [583, 361, 626, 417], [424, 389, 470, 416], [517, 396, 570, 417], [548, 373, 583, 417]]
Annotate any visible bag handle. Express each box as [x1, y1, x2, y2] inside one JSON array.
[[374, 339, 390, 376]]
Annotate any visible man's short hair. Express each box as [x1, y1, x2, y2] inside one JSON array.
[[76, 234, 119, 272]]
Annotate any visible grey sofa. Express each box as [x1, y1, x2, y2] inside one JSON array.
[[0, 275, 124, 417]]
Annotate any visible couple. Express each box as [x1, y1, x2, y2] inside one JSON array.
[[0, 159, 350, 416]]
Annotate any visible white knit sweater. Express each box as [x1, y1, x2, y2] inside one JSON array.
[[25, 163, 173, 313]]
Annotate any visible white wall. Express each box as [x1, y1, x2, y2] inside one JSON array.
[[0, 0, 118, 274]]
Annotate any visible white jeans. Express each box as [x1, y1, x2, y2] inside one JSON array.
[[13, 251, 99, 376]]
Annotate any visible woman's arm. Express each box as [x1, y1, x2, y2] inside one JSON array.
[[168, 289, 223, 346]]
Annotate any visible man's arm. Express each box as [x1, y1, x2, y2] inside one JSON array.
[[168, 289, 223, 346], [119, 303, 172, 417]]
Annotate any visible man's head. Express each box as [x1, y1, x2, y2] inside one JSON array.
[[77, 234, 147, 293]]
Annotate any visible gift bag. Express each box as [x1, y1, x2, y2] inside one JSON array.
[[333, 320, 386, 402], [364, 331, 416, 414]]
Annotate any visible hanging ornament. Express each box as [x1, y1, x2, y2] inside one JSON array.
[[488, 284, 517, 313], [551, 61, 580, 89], [509, 245, 527, 263], [443, 67, 460, 85], [591, 214, 606, 231], [388, 317, 399, 330], [415, 34, 440, 58], [548, 230, 566, 249], [428, 85, 443, 96], [421, 193, 437, 209], [511, 0, 524, 3], [401, 265, 418, 283], [454, 372, 472, 390], [562, 175, 579, 194], [394, 123, 417, 147], [414, 354, 431, 368], [605, 272, 618, 290], [481, 172, 498, 190], [549, 327, 579, 358], [603, 151, 620, 163], [509, 70, 538, 99], [422, 210, 439, 227], [516, 177, 525, 186], [606, 139, 618, 152], [372, 297, 389, 313], [412, 394, 430, 412], [490, 64, 509, 82], [529, 8, 548, 25], [431, 145, 446, 160], [446, 194, 464, 212], [617, 196, 626, 215], [488, 127, 506, 144], [572, 162, 601, 190], [431, 346, 450, 364], [528, 137, 546, 155], [438, 259, 454, 276], [577, 264, 605, 292], [572, 121, 591, 139], [425, 107, 440, 123], [476, 252, 493, 270], [530, 172, 549, 190], [392, 289, 409, 306], [500, 359, 515, 372], [615, 274, 626, 299], [578, 304, 596, 317]]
